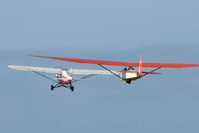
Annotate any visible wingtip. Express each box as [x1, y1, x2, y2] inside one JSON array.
[[28, 55, 45, 58], [8, 65, 14, 69], [28, 54, 37, 57]]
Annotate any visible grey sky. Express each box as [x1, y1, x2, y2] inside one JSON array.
[[1, 0, 199, 133], [1, 0, 199, 50]]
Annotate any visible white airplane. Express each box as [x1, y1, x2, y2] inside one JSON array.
[[8, 65, 116, 91], [8, 54, 199, 92]]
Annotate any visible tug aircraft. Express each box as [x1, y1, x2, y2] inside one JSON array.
[[8, 55, 199, 92]]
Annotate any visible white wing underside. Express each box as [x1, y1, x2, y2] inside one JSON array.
[[8, 65, 119, 75]]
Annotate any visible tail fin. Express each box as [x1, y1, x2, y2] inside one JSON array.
[[69, 69, 73, 77], [138, 54, 143, 76]]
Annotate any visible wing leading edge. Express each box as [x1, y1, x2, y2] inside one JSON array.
[[29, 55, 199, 68], [8, 65, 62, 74], [8, 65, 119, 75]]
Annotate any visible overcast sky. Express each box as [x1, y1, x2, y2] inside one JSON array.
[[1, 0, 199, 133]]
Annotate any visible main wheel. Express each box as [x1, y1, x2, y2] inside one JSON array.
[[51, 85, 54, 91], [126, 80, 131, 84], [70, 86, 74, 92]]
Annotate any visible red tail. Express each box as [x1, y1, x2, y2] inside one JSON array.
[[138, 54, 143, 76]]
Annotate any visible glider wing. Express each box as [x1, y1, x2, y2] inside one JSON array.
[[29, 55, 199, 68]]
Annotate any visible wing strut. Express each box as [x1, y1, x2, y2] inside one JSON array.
[[98, 64, 122, 79], [141, 67, 161, 78], [33, 71, 58, 83], [33, 71, 69, 88], [72, 74, 95, 83]]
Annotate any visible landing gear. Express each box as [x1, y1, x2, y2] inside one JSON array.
[[126, 80, 131, 84], [51, 85, 55, 91], [70, 86, 74, 92], [50, 84, 74, 92]]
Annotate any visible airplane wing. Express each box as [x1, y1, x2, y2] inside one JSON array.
[[29, 55, 199, 68], [8, 65, 63, 74], [72, 69, 119, 75], [8, 65, 119, 75]]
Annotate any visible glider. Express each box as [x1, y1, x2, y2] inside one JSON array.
[[8, 54, 199, 92]]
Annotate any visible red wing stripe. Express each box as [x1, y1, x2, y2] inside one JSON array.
[[29, 55, 199, 68]]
